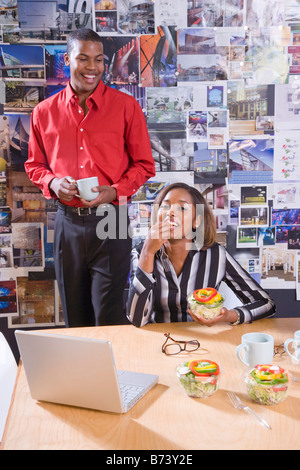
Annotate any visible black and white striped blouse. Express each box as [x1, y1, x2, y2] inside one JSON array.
[[126, 242, 276, 327]]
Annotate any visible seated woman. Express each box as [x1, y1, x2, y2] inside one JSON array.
[[126, 182, 276, 327]]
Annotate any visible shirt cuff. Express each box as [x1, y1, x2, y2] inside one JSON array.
[[43, 174, 57, 199], [135, 266, 156, 289]]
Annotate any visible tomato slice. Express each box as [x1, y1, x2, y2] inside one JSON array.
[[193, 288, 217, 303]]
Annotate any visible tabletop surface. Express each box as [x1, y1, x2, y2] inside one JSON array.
[[1, 318, 300, 450]]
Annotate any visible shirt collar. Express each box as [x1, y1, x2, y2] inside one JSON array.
[[65, 80, 106, 108]]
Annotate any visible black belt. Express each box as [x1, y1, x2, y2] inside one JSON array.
[[58, 202, 99, 216]]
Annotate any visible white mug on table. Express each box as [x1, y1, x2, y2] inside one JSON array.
[[236, 332, 274, 368], [284, 330, 300, 363], [76, 177, 99, 201]]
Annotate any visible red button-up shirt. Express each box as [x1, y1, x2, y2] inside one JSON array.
[[25, 81, 155, 206]]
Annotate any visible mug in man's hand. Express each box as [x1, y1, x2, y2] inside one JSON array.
[[76, 177, 99, 201]]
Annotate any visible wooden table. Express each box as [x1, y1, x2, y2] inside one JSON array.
[[1, 318, 300, 450]]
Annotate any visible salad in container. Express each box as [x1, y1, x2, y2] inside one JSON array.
[[176, 360, 221, 398], [188, 288, 224, 320], [244, 364, 291, 405]]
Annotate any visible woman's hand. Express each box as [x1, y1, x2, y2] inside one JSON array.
[[188, 307, 239, 326], [143, 216, 172, 254], [138, 216, 173, 274]]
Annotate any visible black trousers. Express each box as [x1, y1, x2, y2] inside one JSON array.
[[54, 203, 132, 327]]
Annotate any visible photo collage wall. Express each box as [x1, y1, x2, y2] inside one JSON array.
[[0, 0, 300, 328]]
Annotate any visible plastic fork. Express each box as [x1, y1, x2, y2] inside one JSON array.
[[227, 391, 271, 430]]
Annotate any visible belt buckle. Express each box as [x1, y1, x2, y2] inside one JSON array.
[[77, 207, 92, 216]]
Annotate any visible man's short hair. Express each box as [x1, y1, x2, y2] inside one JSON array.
[[67, 28, 103, 55]]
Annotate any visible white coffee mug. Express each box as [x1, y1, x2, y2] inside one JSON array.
[[284, 330, 300, 363], [236, 332, 274, 368], [76, 177, 99, 201]]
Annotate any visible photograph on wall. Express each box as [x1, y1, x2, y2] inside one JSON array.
[[101, 35, 139, 85], [187, 110, 207, 142], [271, 208, 300, 226], [194, 142, 227, 185], [240, 185, 267, 206], [0, 177, 7, 205], [258, 227, 276, 246], [208, 130, 228, 149], [226, 224, 261, 275], [45, 44, 69, 86], [43, 223, 54, 268], [239, 206, 268, 227], [7, 171, 46, 224], [198, 182, 228, 212], [227, 81, 275, 120], [273, 129, 300, 183], [229, 199, 239, 225], [255, 115, 274, 133], [0, 0, 18, 24], [0, 279, 17, 316], [207, 85, 224, 107], [297, 251, 300, 300], [228, 137, 274, 184], [12, 222, 44, 271], [272, 183, 300, 209], [207, 109, 228, 128], [187, 0, 224, 27], [237, 227, 258, 248], [177, 52, 228, 83], [140, 25, 177, 87], [0, 232, 13, 269], [244, 27, 290, 85], [154, 0, 187, 28], [0, 207, 11, 233], [8, 276, 55, 327], [148, 122, 193, 172], [3, 80, 45, 113], [287, 228, 300, 250], [246, 0, 285, 28], [177, 27, 218, 55], [260, 245, 296, 289], [0, 44, 45, 81], [146, 86, 193, 124], [95, 0, 117, 33], [229, 60, 253, 80], [276, 225, 300, 243], [0, 115, 9, 173], [18, 0, 94, 41], [275, 82, 300, 129], [8, 114, 30, 171], [118, 0, 155, 35]]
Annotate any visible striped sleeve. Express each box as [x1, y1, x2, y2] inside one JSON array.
[[224, 249, 276, 323], [126, 247, 156, 327]]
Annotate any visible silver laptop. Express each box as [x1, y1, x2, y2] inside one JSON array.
[[15, 330, 158, 413]]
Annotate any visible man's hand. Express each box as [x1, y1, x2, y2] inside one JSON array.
[[50, 177, 78, 201], [80, 185, 117, 207]]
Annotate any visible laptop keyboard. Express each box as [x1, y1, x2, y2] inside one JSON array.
[[119, 383, 144, 406]]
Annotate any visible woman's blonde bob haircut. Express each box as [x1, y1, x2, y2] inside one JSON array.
[[151, 182, 216, 250]]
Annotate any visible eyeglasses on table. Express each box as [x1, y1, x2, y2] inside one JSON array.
[[274, 343, 285, 357], [162, 333, 200, 355]]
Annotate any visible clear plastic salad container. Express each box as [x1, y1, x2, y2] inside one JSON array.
[[187, 288, 224, 320], [176, 360, 221, 398], [244, 364, 292, 405]]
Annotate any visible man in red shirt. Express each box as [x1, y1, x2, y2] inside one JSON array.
[[25, 29, 155, 327]]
